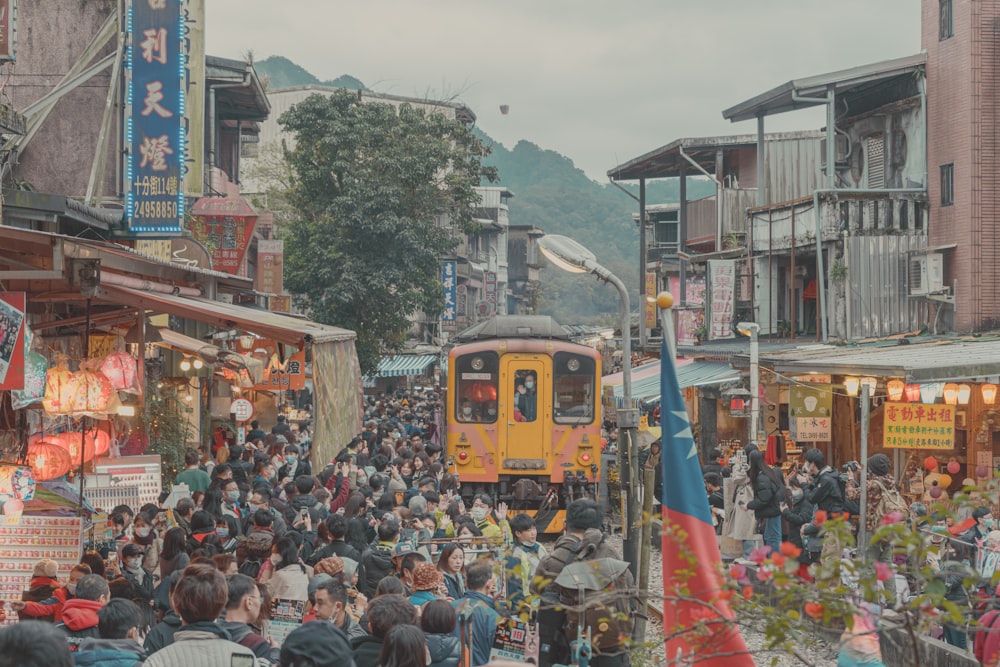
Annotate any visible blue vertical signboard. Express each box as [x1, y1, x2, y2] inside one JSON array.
[[125, 0, 186, 236], [442, 261, 457, 331]]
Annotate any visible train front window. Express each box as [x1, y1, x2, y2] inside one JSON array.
[[552, 352, 595, 424], [512, 369, 539, 422], [455, 352, 499, 423]]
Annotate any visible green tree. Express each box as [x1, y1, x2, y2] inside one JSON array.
[[278, 90, 496, 372]]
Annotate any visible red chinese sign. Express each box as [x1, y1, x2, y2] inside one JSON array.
[[253, 349, 306, 392], [883, 402, 956, 450], [188, 195, 257, 275], [255, 239, 284, 295]]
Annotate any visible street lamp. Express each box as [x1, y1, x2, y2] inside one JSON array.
[[737, 322, 760, 447], [536, 234, 640, 573]]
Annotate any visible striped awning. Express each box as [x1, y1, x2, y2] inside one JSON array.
[[374, 354, 437, 378]]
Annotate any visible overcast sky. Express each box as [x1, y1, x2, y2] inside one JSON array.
[[206, 1, 922, 181]]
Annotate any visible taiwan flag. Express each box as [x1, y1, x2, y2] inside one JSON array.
[[660, 340, 752, 665]]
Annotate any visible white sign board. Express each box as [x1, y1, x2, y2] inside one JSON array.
[[230, 398, 254, 422]]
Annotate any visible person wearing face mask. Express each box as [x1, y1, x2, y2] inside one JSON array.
[[465, 494, 509, 541], [278, 444, 312, 482], [219, 479, 245, 529], [503, 513, 547, 615], [130, 514, 161, 573], [516, 372, 538, 422], [120, 544, 155, 603], [957, 506, 996, 565], [215, 516, 240, 553], [264, 536, 309, 602], [779, 472, 817, 580]]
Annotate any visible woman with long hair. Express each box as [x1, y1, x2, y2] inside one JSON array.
[[342, 492, 367, 520], [436, 543, 466, 600], [131, 513, 162, 573], [264, 535, 308, 601], [158, 527, 190, 579], [378, 624, 428, 667], [746, 447, 785, 554]]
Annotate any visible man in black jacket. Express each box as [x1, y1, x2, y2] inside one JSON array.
[[803, 448, 844, 514]]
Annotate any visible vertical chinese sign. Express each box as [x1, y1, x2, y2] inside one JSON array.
[[883, 403, 956, 450], [645, 270, 657, 329], [441, 261, 457, 332], [188, 195, 258, 275], [182, 0, 205, 196], [255, 240, 284, 295], [707, 260, 736, 340], [0, 0, 17, 62], [789, 384, 832, 441], [484, 271, 497, 317], [126, 0, 186, 236]]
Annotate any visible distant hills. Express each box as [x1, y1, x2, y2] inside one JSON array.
[[254, 57, 713, 322]]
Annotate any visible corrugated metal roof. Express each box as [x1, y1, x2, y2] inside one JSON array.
[[608, 360, 739, 400], [373, 354, 437, 378], [723, 53, 926, 122], [758, 336, 1000, 381]]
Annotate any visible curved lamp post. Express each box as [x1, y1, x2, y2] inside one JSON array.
[[536, 234, 639, 576]]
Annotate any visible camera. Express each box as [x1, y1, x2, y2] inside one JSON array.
[[842, 461, 860, 473]]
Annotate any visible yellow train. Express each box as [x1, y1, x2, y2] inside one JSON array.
[[446, 316, 602, 533]]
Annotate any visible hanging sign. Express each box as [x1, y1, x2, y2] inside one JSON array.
[[707, 260, 736, 340], [253, 349, 306, 392], [883, 402, 956, 450], [255, 239, 284, 295], [0, 291, 26, 390], [230, 398, 254, 422], [188, 196, 258, 275], [442, 261, 457, 322], [645, 270, 657, 329]]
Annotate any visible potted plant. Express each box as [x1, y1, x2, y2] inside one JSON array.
[[693, 324, 708, 345]]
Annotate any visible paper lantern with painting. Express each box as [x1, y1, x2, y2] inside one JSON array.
[[26, 441, 72, 480], [12, 352, 49, 410], [56, 431, 97, 464], [100, 351, 139, 393], [70, 368, 113, 414], [43, 358, 78, 414]]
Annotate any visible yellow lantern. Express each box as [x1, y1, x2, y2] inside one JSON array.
[[844, 377, 860, 397], [943, 383, 959, 405], [957, 384, 972, 405], [983, 383, 998, 405]]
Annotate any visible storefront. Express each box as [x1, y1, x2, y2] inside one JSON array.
[[755, 337, 1000, 502]]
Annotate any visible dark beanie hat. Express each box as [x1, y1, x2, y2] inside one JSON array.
[[280, 622, 354, 667], [868, 453, 891, 477]]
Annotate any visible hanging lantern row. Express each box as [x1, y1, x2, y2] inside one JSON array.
[[38, 352, 139, 416], [845, 376, 998, 406]]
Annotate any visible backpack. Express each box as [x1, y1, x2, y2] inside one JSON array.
[[238, 556, 263, 579], [555, 558, 633, 655], [872, 478, 908, 528], [832, 472, 859, 516]]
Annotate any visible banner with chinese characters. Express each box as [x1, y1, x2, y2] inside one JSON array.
[[441, 261, 457, 323], [126, 0, 185, 236], [182, 0, 205, 196], [645, 270, 657, 328], [673, 274, 705, 346], [707, 260, 736, 340], [791, 417, 831, 442], [255, 239, 284, 295], [0, 292, 25, 390], [248, 341, 305, 392], [188, 195, 258, 275], [883, 403, 956, 450], [789, 384, 832, 441]]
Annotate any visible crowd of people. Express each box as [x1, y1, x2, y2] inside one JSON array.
[[0, 390, 635, 667], [706, 442, 1000, 663]]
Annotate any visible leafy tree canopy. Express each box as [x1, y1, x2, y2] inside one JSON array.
[[278, 90, 496, 372]]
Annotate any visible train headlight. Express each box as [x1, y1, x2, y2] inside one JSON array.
[[457, 450, 470, 464], [567, 358, 580, 372], [471, 357, 485, 371]]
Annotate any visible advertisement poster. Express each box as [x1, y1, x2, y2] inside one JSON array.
[[0, 292, 25, 389], [645, 270, 657, 329], [188, 195, 258, 275], [707, 260, 736, 340], [490, 618, 539, 664], [442, 261, 457, 323], [788, 384, 833, 441], [253, 349, 306, 392], [883, 403, 956, 450], [673, 275, 706, 346], [269, 598, 305, 646], [791, 417, 831, 442]]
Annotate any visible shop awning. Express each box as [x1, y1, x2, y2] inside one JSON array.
[[156, 328, 265, 384], [95, 284, 354, 349], [374, 354, 438, 378], [608, 360, 740, 401]]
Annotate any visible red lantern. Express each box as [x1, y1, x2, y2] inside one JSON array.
[[88, 429, 111, 457], [26, 442, 72, 480], [469, 382, 497, 403], [100, 352, 138, 392], [947, 461, 961, 475], [55, 432, 97, 464], [924, 457, 938, 471]]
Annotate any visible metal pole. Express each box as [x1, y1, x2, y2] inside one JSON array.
[[756, 115, 766, 206], [678, 161, 688, 309], [858, 383, 871, 551], [639, 179, 647, 350], [748, 325, 760, 446], [635, 464, 655, 644]]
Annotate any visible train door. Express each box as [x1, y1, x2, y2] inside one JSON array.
[[503, 359, 546, 462]]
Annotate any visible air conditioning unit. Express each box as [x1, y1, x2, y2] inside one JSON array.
[[909, 254, 944, 295], [820, 135, 850, 169]]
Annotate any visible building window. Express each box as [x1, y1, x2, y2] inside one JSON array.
[[940, 164, 954, 207], [940, 0, 953, 40]]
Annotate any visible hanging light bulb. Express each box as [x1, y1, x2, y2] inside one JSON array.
[[180, 358, 192, 372], [844, 377, 860, 397], [193, 358, 204, 370]]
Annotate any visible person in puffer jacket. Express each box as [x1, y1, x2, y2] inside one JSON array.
[[11, 558, 68, 623], [422, 600, 461, 667], [74, 599, 146, 667], [54, 574, 109, 651]]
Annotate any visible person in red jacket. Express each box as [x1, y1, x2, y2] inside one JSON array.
[[54, 574, 109, 651], [11, 558, 66, 623]]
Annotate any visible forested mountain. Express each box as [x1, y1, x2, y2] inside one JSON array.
[[254, 57, 713, 322]]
